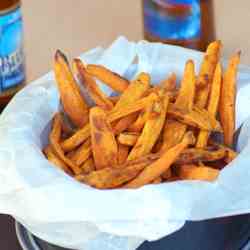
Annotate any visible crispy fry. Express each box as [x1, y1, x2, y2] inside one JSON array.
[[90, 107, 118, 169], [219, 52, 241, 146], [109, 96, 120, 104], [118, 132, 140, 146], [112, 113, 138, 135], [108, 93, 158, 122], [175, 147, 226, 165], [127, 96, 169, 161], [151, 177, 162, 184], [61, 123, 90, 152], [70, 139, 92, 166], [74, 59, 114, 110], [175, 60, 196, 111], [117, 143, 130, 165], [195, 41, 222, 108], [196, 63, 222, 148], [177, 165, 219, 181], [161, 119, 187, 151], [86, 64, 129, 93], [159, 73, 177, 91], [113, 72, 150, 110], [161, 168, 172, 180], [49, 114, 82, 174], [124, 132, 195, 188], [128, 102, 153, 132], [161, 61, 195, 152], [54, 50, 88, 127], [59, 112, 75, 136], [44, 145, 73, 175], [76, 163, 147, 189], [168, 103, 222, 132], [80, 157, 95, 174]]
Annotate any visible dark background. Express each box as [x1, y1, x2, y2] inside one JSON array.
[[1, 215, 21, 250]]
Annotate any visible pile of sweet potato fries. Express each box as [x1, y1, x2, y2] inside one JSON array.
[[44, 41, 240, 189]]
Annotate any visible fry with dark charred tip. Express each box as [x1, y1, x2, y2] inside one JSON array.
[[168, 103, 222, 132], [219, 51, 240, 146], [76, 162, 147, 189], [196, 63, 222, 148], [195, 40, 222, 108], [54, 50, 88, 127], [118, 132, 140, 146], [177, 165, 219, 181], [175, 147, 226, 165], [86, 64, 129, 93], [61, 123, 90, 152], [90, 107, 118, 169], [117, 143, 130, 165], [127, 96, 169, 161], [124, 131, 195, 188], [70, 138, 91, 166], [49, 113, 82, 175], [74, 59, 114, 110], [161, 169, 172, 180]]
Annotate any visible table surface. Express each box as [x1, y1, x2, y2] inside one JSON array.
[[2, 1, 250, 249]]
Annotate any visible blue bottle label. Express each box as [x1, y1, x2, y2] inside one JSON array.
[[144, 0, 201, 40], [0, 6, 25, 91]]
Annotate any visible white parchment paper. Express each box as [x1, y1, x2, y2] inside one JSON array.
[[1, 37, 250, 250]]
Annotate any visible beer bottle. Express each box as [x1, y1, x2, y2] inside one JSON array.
[[142, 0, 215, 51], [0, 0, 25, 111]]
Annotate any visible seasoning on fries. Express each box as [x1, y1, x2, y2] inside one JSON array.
[[44, 41, 240, 189]]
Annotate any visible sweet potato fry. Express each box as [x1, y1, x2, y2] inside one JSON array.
[[109, 96, 120, 105], [161, 61, 195, 151], [76, 162, 147, 189], [219, 52, 241, 146], [44, 145, 73, 175], [112, 72, 150, 113], [159, 73, 177, 91], [117, 143, 130, 165], [118, 132, 140, 146], [61, 123, 90, 152], [168, 103, 222, 132], [177, 165, 219, 181], [90, 107, 118, 169], [161, 169, 172, 180], [175, 147, 226, 165], [108, 93, 158, 122], [86, 64, 129, 93], [112, 113, 138, 135], [127, 96, 169, 161], [196, 63, 222, 148], [49, 114, 82, 174], [80, 157, 95, 174], [74, 59, 114, 110], [128, 102, 153, 132], [151, 177, 162, 184], [175, 60, 196, 111], [195, 40, 222, 108], [70, 138, 91, 166], [124, 131, 195, 188], [54, 50, 88, 127], [161, 119, 187, 151]]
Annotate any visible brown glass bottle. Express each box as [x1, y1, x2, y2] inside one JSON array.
[[0, 0, 25, 111], [142, 0, 215, 51]]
